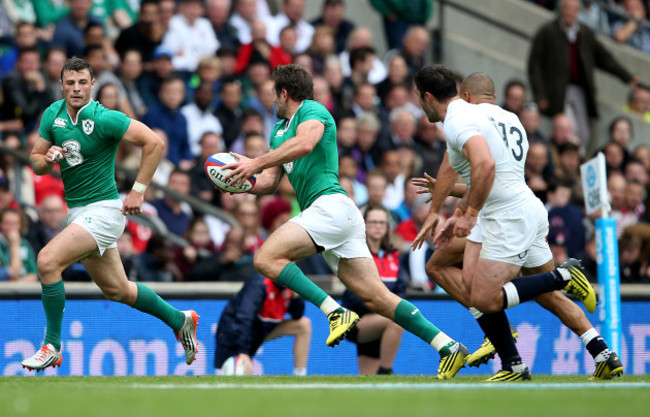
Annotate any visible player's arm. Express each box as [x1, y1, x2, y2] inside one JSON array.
[[249, 165, 284, 195], [458, 135, 494, 214], [120, 119, 165, 214], [411, 153, 459, 250], [30, 136, 66, 175], [224, 120, 324, 186]]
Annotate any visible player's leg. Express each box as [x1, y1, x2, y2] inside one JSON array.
[[81, 248, 198, 365], [22, 224, 98, 371], [524, 263, 623, 379], [253, 221, 353, 346], [337, 256, 469, 379], [264, 317, 312, 376], [426, 237, 470, 307], [354, 313, 403, 374]]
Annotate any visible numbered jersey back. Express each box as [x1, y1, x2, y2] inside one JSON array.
[[444, 100, 534, 215]]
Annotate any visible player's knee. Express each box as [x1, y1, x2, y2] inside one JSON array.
[[425, 262, 438, 282], [471, 294, 501, 314], [36, 250, 61, 277], [253, 251, 271, 276], [100, 283, 128, 303]]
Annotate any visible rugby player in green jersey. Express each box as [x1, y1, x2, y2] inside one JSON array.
[[21, 57, 199, 371], [224, 64, 469, 379]]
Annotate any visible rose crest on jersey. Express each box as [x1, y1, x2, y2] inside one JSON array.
[[82, 119, 94, 135]]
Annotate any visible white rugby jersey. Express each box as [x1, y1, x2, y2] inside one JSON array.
[[443, 99, 536, 215]]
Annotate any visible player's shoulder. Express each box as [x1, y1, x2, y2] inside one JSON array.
[[42, 99, 66, 120], [299, 100, 332, 118]]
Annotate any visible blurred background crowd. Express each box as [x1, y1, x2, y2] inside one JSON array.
[[0, 0, 649, 287]]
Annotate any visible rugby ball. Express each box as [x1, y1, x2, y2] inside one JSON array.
[[220, 355, 250, 376], [204, 152, 256, 193]]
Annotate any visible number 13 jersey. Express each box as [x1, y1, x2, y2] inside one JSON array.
[[443, 99, 535, 216], [38, 99, 131, 208]]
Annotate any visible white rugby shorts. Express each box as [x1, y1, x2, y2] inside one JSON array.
[[67, 199, 126, 255], [467, 198, 552, 268], [290, 193, 371, 274]]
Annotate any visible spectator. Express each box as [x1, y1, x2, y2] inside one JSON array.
[[161, 0, 219, 75], [265, 0, 315, 54], [234, 199, 264, 253], [230, 0, 258, 46], [0, 21, 43, 80], [114, 0, 163, 65], [603, 141, 626, 176], [353, 112, 383, 182], [520, 102, 547, 143], [342, 205, 405, 374], [376, 55, 410, 104], [189, 131, 224, 202], [52, 0, 101, 58], [547, 224, 570, 265], [310, 0, 355, 54], [608, 173, 635, 237], [625, 159, 649, 186], [0, 208, 38, 282], [554, 142, 584, 204], [339, 154, 368, 206], [96, 83, 122, 111], [243, 132, 269, 158], [363, 169, 388, 212], [624, 86, 650, 122], [313, 75, 341, 121], [174, 216, 219, 280], [369, 0, 433, 50], [634, 144, 650, 172], [413, 115, 446, 177], [526, 140, 552, 202], [26, 194, 66, 254], [33, 0, 70, 28], [214, 79, 244, 149], [549, 113, 580, 166], [323, 56, 350, 116], [380, 149, 406, 211], [159, 0, 177, 33], [214, 270, 310, 375], [42, 47, 66, 101], [117, 49, 148, 119], [546, 179, 586, 258], [138, 45, 177, 108], [136, 234, 181, 282], [206, 0, 240, 50], [337, 116, 358, 154], [247, 78, 279, 139], [0, 133, 34, 207], [187, 225, 257, 281], [345, 46, 376, 88], [398, 194, 434, 289], [612, 0, 650, 55], [383, 25, 430, 78], [579, 0, 611, 35], [117, 228, 138, 281], [349, 83, 378, 118], [1, 46, 53, 133], [142, 76, 193, 168], [83, 22, 120, 68], [501, 79, 527, 116], [181, 80, 223, 158], [339, 27, 387, 85], [234, 19, 273, 75], [229, 109, 264, 155], [308, 25, 336, 75], [528, 0, 640, 154], [619, 233, 647, 283], [150, 169, 193, 237]]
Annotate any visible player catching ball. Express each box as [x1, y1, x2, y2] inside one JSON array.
[[222, 64, 469, 379], [22, 57, 199, 371]]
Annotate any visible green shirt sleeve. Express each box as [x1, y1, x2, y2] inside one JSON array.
[[21, 240, 38, 275], [97, 109, 131, 143], [38, 105, 54, 142], [298, 102, 330, 127]]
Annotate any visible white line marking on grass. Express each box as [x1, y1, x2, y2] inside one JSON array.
[[129, 382, 650, 390]]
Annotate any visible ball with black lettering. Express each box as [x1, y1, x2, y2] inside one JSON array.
[[204, 153, 256, 193]]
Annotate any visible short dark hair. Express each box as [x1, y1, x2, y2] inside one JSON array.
[[84, 22, 104, 37], [557, 142, 580, 155], [608, 116, 633, 137], [17, 46, 39, 59], [504, 79, 526, 96], [348, 46, 375, 69], [82, 43, 104, 59], [414, 65, 457, 102], [272, 64, 314, 101], [61, 57, 94, 81]]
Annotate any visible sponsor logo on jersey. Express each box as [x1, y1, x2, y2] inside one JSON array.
[[283, 161, 293, 174], [276, 129, 285, 137], [82, 119, 94, 135], [54, 118, 67, 128]]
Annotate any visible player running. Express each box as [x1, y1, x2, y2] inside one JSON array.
[[22, 57, 198, 371], [223, 64, 469, 379]]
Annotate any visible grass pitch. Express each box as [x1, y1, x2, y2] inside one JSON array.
[[1, 375, 649, 417]]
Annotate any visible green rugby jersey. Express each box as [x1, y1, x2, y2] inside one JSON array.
[[38, 99, 130, 208], [270, 100, 346, 211]]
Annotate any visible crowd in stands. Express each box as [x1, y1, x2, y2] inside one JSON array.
[[0, 0, 648, 286]]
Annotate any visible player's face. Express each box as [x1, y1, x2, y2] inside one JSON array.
[[417, 88, 441, 123], [61, 69, 94, 110], [273, 87, 288, 119]]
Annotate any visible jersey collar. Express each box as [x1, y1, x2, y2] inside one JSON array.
[[67, 99, 93, 125], [284, 100, 305, 131]]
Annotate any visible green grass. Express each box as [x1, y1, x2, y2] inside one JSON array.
[[1, 375, 649, 417]]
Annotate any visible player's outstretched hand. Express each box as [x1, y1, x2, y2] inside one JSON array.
[[411, 210, 439, 251], [433, 216, 458, 251], [122, 190, 145, 216], [411, 173, 437, 204], [46, 146, 67, 164], [222, 152, 258, 190]]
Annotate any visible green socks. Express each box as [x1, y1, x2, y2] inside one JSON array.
[[134, 283, 185, 333], [394, 299, 455, 355], [277, 263, 332, 310], [42, 280, 65, 351]]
